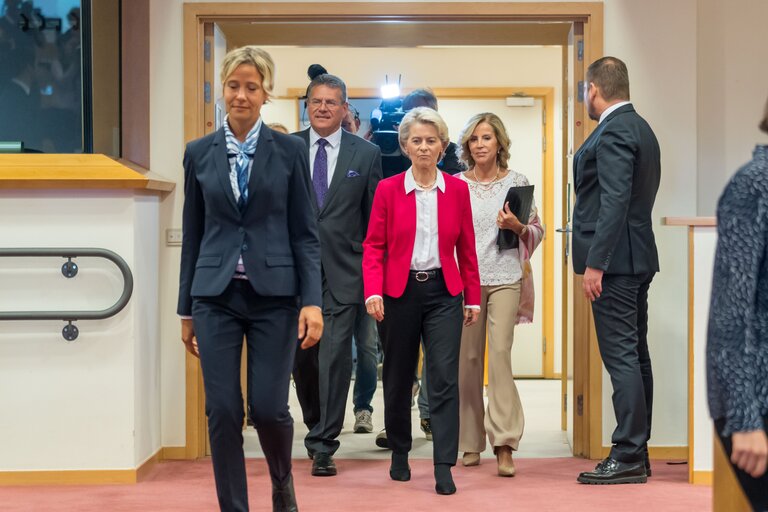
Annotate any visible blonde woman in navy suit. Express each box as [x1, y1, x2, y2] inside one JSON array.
[[178, 46, 323, 512]]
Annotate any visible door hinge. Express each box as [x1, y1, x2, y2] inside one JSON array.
[[577, 394, 584, 416], [204, 40, 211, 62], [577, 81, 585, 103], [542, 136, 547, 153], [542, 336, 547, 354], [577, 39, 584, 61], [204, 81, 211, 104], [563, 393, 568, 412]]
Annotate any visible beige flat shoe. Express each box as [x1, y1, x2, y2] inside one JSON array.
[[462, 452, 481, 467], [496, 446, 516, 477]]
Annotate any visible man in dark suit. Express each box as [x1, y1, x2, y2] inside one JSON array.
[[572, 56, 661, 485], [293, 73, 383, 477]]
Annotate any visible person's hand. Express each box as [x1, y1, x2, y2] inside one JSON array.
[[497, 202, 525, 234], [582, 266, 604, 301], [298, 306, 323, 349], [180, 318, 199, 358], [731, 430, 768, 478], [463, 307, 479, 326], [366, 297, 385, 322]]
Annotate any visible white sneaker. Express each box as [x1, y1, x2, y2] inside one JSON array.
[[353, 410, 373, 433]]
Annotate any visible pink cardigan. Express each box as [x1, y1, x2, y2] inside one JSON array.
[[515, 213, 544, 324]]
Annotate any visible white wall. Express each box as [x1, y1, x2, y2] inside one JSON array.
[[0, 191, 160, 470], [697, 0, 768, 215], [151, 0, 765, 452]]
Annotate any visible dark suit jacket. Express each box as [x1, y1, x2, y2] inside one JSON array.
[[572, 104, 661, 275], [294, 128, 382, 305], [177, 124, 322, 316]]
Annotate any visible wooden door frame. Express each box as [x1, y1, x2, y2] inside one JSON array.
[[182, 1, 604, 460]]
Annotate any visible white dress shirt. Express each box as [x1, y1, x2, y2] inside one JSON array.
[[309, 126, 343, 184], [599, 101, 631, 124], [405, 167, 444, 270]]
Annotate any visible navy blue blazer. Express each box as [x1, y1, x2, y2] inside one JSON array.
[[177, 123, 322, 316], [572, 104, 661, 275]]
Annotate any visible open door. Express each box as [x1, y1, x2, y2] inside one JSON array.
[[563, 22, 603, 459]]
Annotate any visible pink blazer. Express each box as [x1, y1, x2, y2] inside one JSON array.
[[363, 171, 481, 306]]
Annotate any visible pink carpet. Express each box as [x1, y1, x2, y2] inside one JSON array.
[[0, 458, 711, 512]]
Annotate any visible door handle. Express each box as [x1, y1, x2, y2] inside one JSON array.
[[556, 226, 572, 233]]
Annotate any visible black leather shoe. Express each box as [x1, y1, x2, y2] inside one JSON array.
[[645, 455, 652, 477], [272, 475, 298, 512], [577, 457, 647, 484], [311, 453, 337, 477]]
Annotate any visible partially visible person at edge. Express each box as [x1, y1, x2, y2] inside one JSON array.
[[572, 56, 661, 485], [707, 96, 768, 511], [456, 112, 544, 478], [363, 106, 481, 495], [178, 46, 322, 512]]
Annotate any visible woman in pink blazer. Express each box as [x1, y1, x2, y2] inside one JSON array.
[[363, 107, 481, 495]]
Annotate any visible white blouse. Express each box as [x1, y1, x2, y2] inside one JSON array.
[[458, 170, 536, 286]]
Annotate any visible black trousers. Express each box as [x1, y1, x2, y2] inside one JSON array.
[[715, 417, 768, 512], [193, 280, 298, 512], [304, 285, 362, 456], [590, 272, 654, 463], [379, 271, 463, 465], [293, 341, 320, 432]]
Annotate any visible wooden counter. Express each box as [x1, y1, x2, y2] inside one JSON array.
[[0, 154, 174, 192]]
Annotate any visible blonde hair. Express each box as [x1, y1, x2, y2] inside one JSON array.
[[458, 112, 511, 170], [220, 46, 275, 99], [398, 107, 450, 154]]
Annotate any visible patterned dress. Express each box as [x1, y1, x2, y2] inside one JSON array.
[[707, 144, 768, 436]]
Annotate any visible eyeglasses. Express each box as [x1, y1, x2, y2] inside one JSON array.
[[308, 98, 343, 109]]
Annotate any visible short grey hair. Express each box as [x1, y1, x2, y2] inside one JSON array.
[[220, 46, 275, 99], [307, 74, 347, 102], [398, 107, 450, 153]]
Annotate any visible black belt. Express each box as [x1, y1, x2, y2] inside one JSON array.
[[409, 268, 442, 282]]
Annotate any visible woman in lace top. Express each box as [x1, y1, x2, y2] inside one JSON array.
[[706, 98, 768, 509], [456, 112, 544, 477]]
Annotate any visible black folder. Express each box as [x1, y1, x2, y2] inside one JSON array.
[[496, 185, 535, 250]]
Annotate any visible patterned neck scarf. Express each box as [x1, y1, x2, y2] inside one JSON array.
[[223, 116, 262, 210]]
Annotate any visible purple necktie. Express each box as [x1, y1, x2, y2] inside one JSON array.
[[313, 138, 329, 208]]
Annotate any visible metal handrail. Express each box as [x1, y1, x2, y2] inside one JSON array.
[[0, 248, 134, 340]]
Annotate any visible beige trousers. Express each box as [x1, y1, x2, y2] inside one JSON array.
[[458, 282, 524, 452]]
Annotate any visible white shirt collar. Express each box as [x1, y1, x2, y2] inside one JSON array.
[[309, 126, 342, 148], [599, 101, 631, 124], [404, 167, 446, 194]]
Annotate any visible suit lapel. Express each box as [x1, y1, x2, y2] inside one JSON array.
[[321, 131, 356, 214], [212, 128, 240, 215], [436, 173, 448, 255], [246, 123, 273, 208]]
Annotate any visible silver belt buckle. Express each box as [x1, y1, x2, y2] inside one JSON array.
[[415, 271, 429, 282]]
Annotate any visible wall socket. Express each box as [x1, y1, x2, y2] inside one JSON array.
[[166, 228, 182, 246]]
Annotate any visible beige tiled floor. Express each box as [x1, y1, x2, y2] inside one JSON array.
[[244, 379, 570, 460]]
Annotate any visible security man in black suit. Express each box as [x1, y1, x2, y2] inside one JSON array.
[[572, 56, 661, 485], [292, 72, 383, 477]]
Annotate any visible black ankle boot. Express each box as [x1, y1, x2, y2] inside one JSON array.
[[272, 474, 298, 512], [434, 464, 456, 495], [390, 452, 411, 481]]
